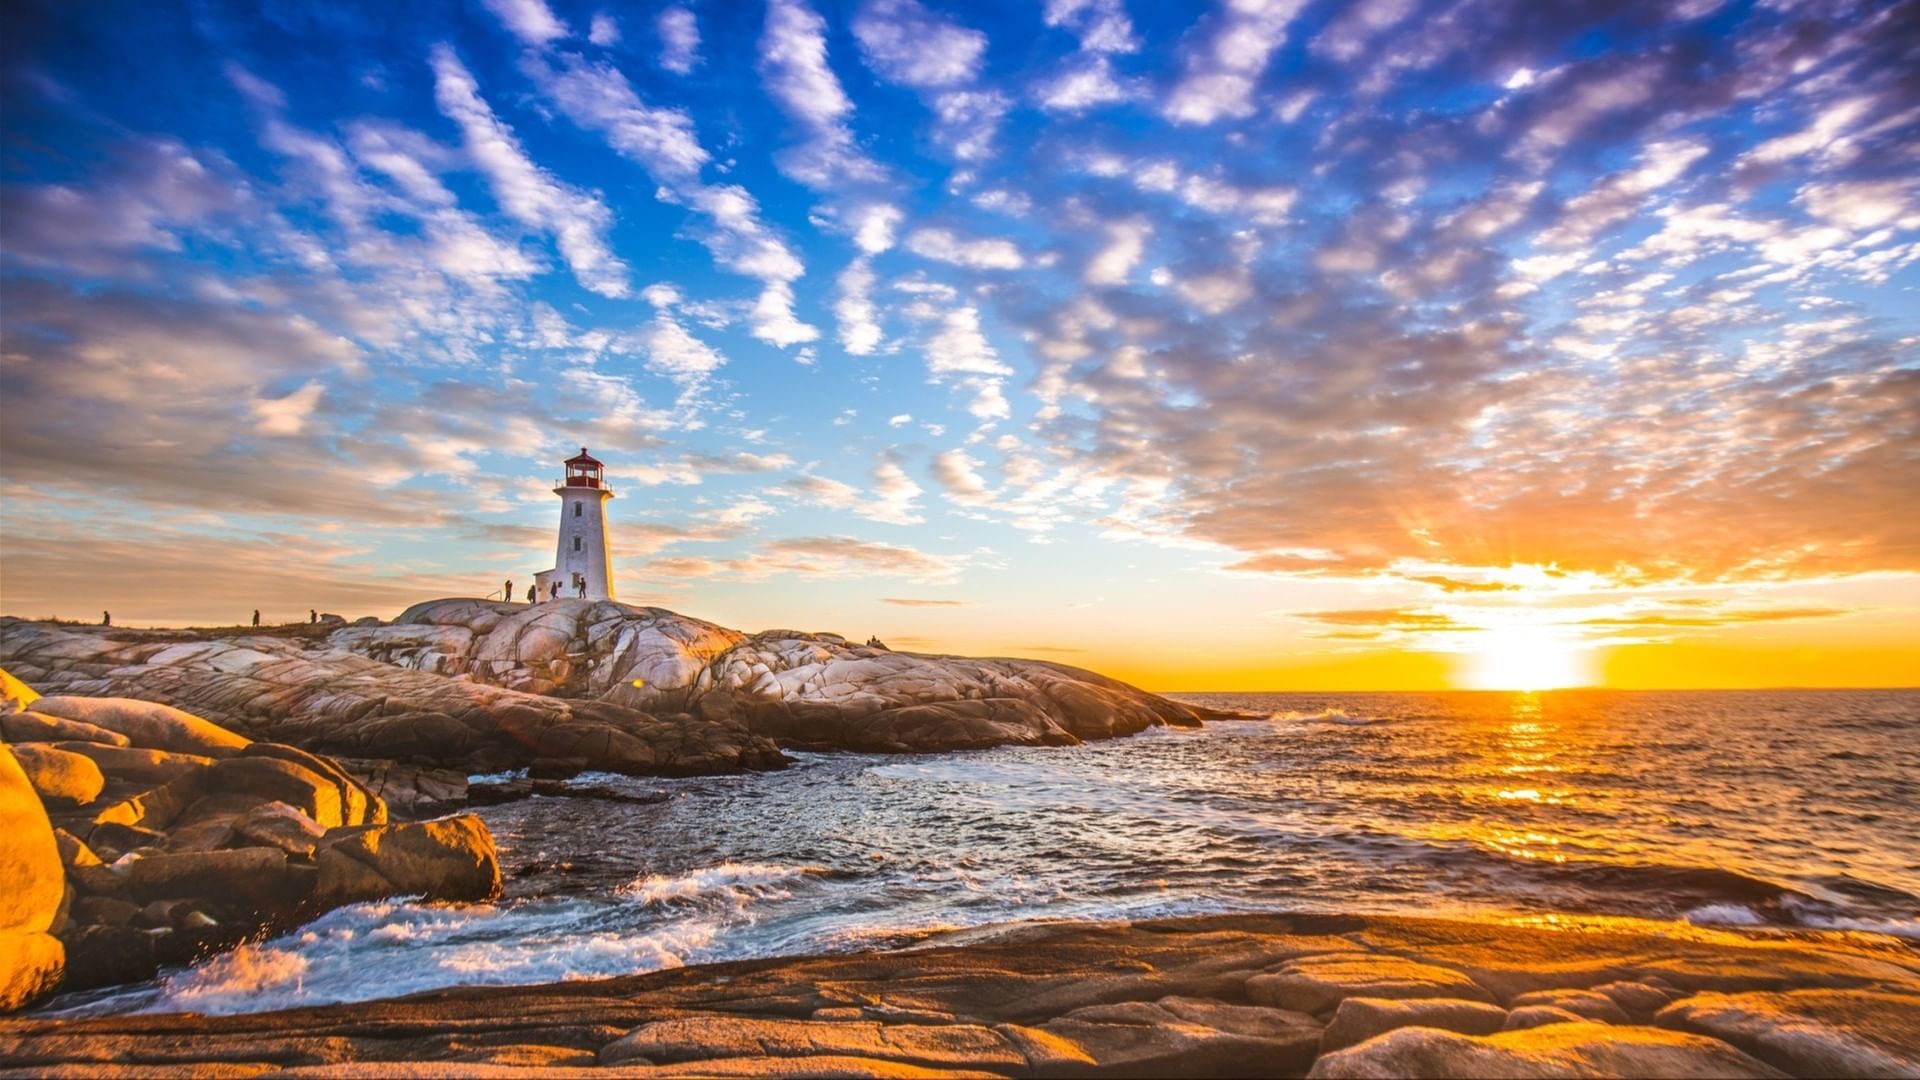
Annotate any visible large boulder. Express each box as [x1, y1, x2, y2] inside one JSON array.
[[1320, 997, 1509, 1053], [0, 601, 1225, 766], [207, 756, 347, 829], [355, 600, 1220, 753], [0, 667, 39, 713], [88, 770, 208, 834], [1250, 954, 1494, 1015], [123, 847, 301, 904], [315, 814, 501, 906], [51, 742, 212, 787], [1036, 997, 1324, 1077], [1657, 989, 1920, 1078], [10, 744, 106, 807], [337, 759, 467, 820], [2, 710, 130, 747], [0, 744, 66, 1011], [599, 1017, 1031, 1072], [29, 695, 250, 757], [688, 630, 1212, 751], [231, 802, 329, 860], [0, 617, 785, 779], [1306, 1022, 1787, 1079]]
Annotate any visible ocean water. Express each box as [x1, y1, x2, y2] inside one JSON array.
[[44, 689, 1920, 1016]]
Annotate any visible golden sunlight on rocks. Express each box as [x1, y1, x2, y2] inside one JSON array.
[[1, 913, 1915, 1076]]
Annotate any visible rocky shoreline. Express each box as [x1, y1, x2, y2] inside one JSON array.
[[0, 599, 1231, 779], [0, 599, 1238, 1016], [1, 669, 503, 1009], [2, 911, 1916, 1077]]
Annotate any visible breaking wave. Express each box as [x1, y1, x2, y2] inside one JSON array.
[[621, 862, 833, 909]]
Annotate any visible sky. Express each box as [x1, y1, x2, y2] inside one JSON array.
[[2, 0, 1917, 691]]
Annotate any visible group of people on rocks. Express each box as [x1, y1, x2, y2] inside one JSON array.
[[503, 577, 587, 604]]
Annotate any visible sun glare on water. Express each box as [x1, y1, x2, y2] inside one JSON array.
[[1464, 630, 1592, 691]]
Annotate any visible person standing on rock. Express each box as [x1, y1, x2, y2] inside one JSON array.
[[310, 609, 317, 624], [526, 583, 537, 604], [252, 609, 261, 627], [102, 610, 110, 626], [504, 578, 513, 603]]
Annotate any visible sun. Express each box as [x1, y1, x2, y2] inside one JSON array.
[[1463, 630, 1592, 691]]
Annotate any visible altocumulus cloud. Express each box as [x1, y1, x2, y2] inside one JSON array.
[[0, 0, 1917, 631]]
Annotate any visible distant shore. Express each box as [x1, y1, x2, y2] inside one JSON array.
[[4, 910, 1916, 1076]]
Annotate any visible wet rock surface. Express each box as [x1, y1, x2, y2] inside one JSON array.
[[1, 912, 1915, 1076], [0, 668, 505, 1005]]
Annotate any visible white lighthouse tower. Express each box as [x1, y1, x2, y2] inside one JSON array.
[[534, 448, 617, 602]]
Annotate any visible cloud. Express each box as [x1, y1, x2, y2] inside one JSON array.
[[0, 279, 388, 519], [643, 536, 964, 583], [905, 227, 1024, 269], [0, 521, 480, 626], [759, 0, 884, 189], [1036, 56, 1134, 113], [519, 48, 818, 348], [852, 0, 988, 89], [0, 138, 251, 275], [428, 45, 628, 297], [881, 597, 968, 607], [482, 0, 569, 46], [1085, 219, 1151, 285], [656, 7, 700, 72], [636, 312, 727, 385], [1164, 0, 1308, 125], [1310, 0, 1416, 62], [589, 12, 620, 47], [931, 449, 995, 506], [836, 258, 884, 354], [250, 380, 327, 436], [920, 306, 1013, 421], [1295, 609, 1470, 631], [1578, 608, 1849, 629], [782, 454, 924, 525], [1044, 0, 1138, 53], [1407, 575, 1521, 594]]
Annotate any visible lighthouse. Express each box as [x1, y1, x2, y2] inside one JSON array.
[[534, 448, 617, 602]]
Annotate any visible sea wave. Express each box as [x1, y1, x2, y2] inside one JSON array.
[[1682, 902, 1769, 927], [620, 862, 832, 909], [1271, 707, 1389, 726]]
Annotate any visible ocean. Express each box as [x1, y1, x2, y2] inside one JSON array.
[[43, 689, 1920, 1016]]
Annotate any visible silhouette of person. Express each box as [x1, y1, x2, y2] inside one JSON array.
[[252, 609, 261, 627], [102, 611, 111, 627], [575, 577, 586, 599], [504, 578, 513, 602], [526, 583, 537, 604], [309, 609, 317, 624], [549, 581, 560, 600]]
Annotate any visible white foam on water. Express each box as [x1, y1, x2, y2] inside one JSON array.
[[1270, 707, 1391, 726], [117, 895, 735, 1015], [1682, 902, 1767, 927], [1795, 914, 1920, 940], [621, 861, 828, 909], [467, 769, 528, 784]]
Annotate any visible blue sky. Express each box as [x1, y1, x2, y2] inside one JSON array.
[[3, 0, 1917, 687]]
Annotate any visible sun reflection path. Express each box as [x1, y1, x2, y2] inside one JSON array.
[[1435, 692, 1604, 866]]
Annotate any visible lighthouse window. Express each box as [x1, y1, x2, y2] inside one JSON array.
[[574, 502, 581, 518], [573, 536, 582, 552]]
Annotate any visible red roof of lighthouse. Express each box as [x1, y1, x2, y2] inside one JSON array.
[[564, 447, 603, 467]]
